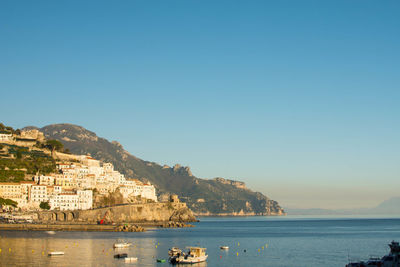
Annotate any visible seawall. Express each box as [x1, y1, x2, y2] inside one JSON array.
[[36, 202, 197, 223]]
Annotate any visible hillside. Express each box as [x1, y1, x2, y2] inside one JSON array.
[[31, 123, 285, 216], [0, 124, 57, 182]]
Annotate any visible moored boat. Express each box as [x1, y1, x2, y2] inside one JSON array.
[[113, 239, 132, 248], [220, 246, 229, 250], [114, 253, 128, 258], [346, 241, 400, 267], [168, 247, 207, 264], [48, 251, 64, 256]]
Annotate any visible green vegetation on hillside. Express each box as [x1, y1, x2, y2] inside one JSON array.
[[0, 123, 17, 134], [0, 197, 18, 208], [0, 123, 57, 182], [0, 157, 56, 180]]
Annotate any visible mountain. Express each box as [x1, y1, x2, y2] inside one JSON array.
[[283, 207, 341, 216], [284, 197, 400, 216], [368, 197, 400, 215], [30, 123, 285, 216]]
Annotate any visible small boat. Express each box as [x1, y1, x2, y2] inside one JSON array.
[[48, 251, 64, 256], [346, 241, 400, 267], [169, 247, 208, 264], [124, 257, 138, 262], [46, 231, 56, 235], [114, 253, 128, 258], [113, 239, 132, 248], [157, 259, 166, 263], [220, 246, 229, 250]]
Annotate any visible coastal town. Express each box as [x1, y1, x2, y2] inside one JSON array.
[[0, 128, 157, 213]]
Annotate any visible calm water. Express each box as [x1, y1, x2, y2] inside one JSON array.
[[1, 216, 400, 266]]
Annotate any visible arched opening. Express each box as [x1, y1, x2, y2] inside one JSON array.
[[66, 212, 74, 221]]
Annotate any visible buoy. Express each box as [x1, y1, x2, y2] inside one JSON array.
[[236, 252, 239, 256], [238, 242, 240, 246], [9, 248, 11, 252], [42, 251, 44, 255], [262, 246, 264, 250], [155, 245, 158, 248], [0, 248, 2, 253], [32, 249, 35, 253], [220, 255, 222, 259], [258, 249, 260, 252], [244, 249, 246, 253]]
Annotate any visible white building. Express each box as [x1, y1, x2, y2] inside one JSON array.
[[141, 184, 157, 202], [49, 189, 92, 211], [118, 180, 157, 202], [77, 190, 92, 210], [49, 192, 78, 211], [30, 185, 48, 203], [0, 132, 13, 142], [34, 175, 55, 186]]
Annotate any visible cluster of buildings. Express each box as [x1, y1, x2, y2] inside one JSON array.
[[0, 156, 157, 211], [0, 131, 13, 142]]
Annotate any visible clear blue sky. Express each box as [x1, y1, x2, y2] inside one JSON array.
[[1, 0, 399, 209]]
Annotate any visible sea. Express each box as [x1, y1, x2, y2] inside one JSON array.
[[1, 215, 400, 267]]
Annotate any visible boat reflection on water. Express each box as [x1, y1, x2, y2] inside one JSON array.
[[174, 262, 207, 267]]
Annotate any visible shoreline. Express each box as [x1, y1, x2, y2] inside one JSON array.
[[0, 222, 177, 232]]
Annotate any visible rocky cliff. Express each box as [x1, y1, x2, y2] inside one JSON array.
[[29, 123, 285, 216]]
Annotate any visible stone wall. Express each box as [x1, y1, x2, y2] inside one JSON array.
[[37, 202, 196, 223]]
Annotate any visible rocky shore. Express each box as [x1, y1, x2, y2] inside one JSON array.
[[0, 220, 195, 232], [160, 221, 194, 228]]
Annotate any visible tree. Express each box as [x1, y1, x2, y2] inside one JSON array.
[[46, 140, 64, 152], [0, 197, 18, 208], [39, 201, 50, 210]]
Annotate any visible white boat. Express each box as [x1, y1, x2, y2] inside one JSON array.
[[124, 257, 138, 262], [46, 231, 56, 235], [113, 239, 132, 248], [169, 247, 208, 264], [220, 246, 229, 250], [48, 251, 64, 256]]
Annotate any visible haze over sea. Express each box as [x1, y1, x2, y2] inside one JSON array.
[[1, 216, 400, 267]]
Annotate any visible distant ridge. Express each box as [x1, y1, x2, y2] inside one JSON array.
[[31, 123, 285, 216], [284, 197, 400, 216]]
